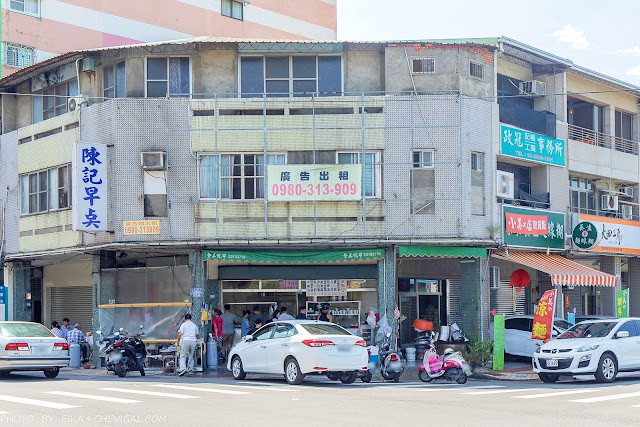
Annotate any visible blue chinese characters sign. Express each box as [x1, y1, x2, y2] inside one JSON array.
[[500, 124, 565, 167], [73, 142, 107, 231]]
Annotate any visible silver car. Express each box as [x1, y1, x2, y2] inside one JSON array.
[[0, 321, 70, 378]]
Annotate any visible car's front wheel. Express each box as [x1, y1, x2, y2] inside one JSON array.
[[284, 357, 304, 385], [43, 368, 60, 379], [231, 356, 246, 380], [595, 353, 617, 383], [539, 373, 559, 383]]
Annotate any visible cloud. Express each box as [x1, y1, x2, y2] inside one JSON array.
[[617, 46, 640, 56], [552, 25, 589, 49], [626, 65, 640, 77]]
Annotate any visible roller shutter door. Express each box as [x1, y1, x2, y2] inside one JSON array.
[[50, 287, 93, 331], [447, 278, 462, 325]]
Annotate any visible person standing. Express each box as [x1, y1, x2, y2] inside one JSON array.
[[271, 310, 280, 323], [60, 318, 73, 339], [177, 313, 199, 376], [251, 306, 263, 327], [220, 305, 238, 357], [296, 307, 307, 320], [278, 306, 295, 321], [211, 309, 223, 339], [50, 321, 64, 338], [241, 310, 251, 338], [319, 303, 333, 323], [248, 319, 263, 336]]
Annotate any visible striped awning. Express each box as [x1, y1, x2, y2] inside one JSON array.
[[493, 251, 616, 287]]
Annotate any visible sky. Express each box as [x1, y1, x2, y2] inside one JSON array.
[[337, 0, 640, 86]]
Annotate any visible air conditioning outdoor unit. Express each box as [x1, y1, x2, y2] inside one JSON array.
[[141, 152, 166, 170], [601, 194, 619, 211], [519, 80, 546, 96], [496, 171, 515, 199], [621, 204, 633, 220], [67, 94, 89, 112], [622, 186, 634, 198], [489, 266, 500, 290]]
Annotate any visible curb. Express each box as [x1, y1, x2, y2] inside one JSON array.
[[472, 368, 540, 382]]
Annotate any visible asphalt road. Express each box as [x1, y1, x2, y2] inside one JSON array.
[[2, 370, 640, 426]]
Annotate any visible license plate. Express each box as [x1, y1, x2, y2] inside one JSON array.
[[546, 359, 558, 367], [337, 345, 351, 353]]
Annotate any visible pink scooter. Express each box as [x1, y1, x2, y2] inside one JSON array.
[[418, 333, 471, 384]]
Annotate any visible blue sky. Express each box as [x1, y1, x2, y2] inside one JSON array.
[[337, 0, 640, 86]]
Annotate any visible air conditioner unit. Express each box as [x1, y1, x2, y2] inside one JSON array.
[[622, 186, 634, 198], [141, 152, 166, 170], [621, 204, 633, 220], [519, 80, 546, 96], [496, 171, 515, 199], [601, 194, 619, 211], [489, 266, 500, 290], [67, 94, 89, 112]]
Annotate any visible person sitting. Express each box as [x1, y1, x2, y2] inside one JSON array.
[[60, 318, 74, 339], [50, 321, 64, 338], [278, 306, 295, 321], [67, 323, 88, 362]]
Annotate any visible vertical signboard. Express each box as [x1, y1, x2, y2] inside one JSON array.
[[616, 289, 630, 318], [0, 285, 6, 321], [73, 142, 107, 231], [532, 289, 557, 341]]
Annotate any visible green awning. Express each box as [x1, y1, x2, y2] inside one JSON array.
[[398, 246, 487, 259], [204, 248, 384, 264]]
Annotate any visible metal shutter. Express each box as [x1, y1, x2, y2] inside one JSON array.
[[491, 280, 515, 316], [50, 287, 93, 331], [447, 278, 462, 325]]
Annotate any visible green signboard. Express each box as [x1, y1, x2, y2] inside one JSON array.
[[493, 314, 505, 371], [203, 248, 385, 264], [572, 221, 601, 250], [500, 124, 566, 167], [503, 206, 565, 250], [616, 288, 629, 318]]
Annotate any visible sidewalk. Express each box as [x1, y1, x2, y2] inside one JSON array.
[[471, 359, 539, 381]]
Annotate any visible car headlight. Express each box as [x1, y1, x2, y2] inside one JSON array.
[[577, 345, 599, 352]]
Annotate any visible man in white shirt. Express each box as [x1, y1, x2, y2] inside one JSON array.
[[177, 313, 199, 376], [278, 306, 295, 321]]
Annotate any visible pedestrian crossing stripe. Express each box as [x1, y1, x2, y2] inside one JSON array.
[[514, 390, 599, 399], [99, 388, 199, 399], [571, 391, 640, 403], [44, 391, 141, 404], [0, 394, 79, 410], [151, 384, 250, 395]]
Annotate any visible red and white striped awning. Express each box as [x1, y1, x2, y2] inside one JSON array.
[[493, 251, 616, 287]]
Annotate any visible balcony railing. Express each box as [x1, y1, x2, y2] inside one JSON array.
[[568, 124, 638, 155], [569, 206, 639, 222]]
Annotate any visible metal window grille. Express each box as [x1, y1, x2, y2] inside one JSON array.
[[412, 58, 435, 74], [470, 61, 484, 80], [5, 43, 34, 68]]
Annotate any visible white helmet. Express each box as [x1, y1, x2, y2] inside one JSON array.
[[443, 348, 454, 355]]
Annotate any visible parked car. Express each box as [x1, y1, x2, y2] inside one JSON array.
[[227, 320, 368, 385], [574, 315, 616, 323], [0, 321, 70, 378], [502, 315, 571, 358], [534, 318, 640, 383]]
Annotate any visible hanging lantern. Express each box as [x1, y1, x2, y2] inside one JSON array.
[[509, 269, 530, 293]]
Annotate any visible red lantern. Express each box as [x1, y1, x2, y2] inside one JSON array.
[[509, 269, 530, 293]]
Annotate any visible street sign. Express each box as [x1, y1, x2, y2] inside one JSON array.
[[572, 221, 601, 250]]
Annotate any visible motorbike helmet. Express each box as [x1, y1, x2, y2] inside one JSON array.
[[443, 348, 454, 355]]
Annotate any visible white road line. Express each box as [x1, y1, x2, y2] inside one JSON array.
[[99, 388, 198, 399], [572, 391, 640, 403], [0, 411, 8, 415], [44, 391, 141, 404], [150, 384, 250, 395], [0, 394, 79, 410], [514, 390, 600, 399], [203, 383, 297, 392], [415, 385, 506, 392], [463, 389, 536, 395]]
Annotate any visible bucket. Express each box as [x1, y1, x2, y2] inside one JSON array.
[[405, 347, 416, 361], [440, 326, 450, 342]]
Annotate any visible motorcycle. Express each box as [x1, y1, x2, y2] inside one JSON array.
[[360, 332, 404, 383], [97, 326, 147, 378], [418, 332, 470, 384]]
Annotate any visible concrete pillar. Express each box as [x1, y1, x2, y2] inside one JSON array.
[[377, 246, 396, 329], [604, 105, 615, 147], [91, 251, 116, 367], [11, 260, 31, 322], [628, 258, 640, 317], [600, 255, 619, 316], [91, 254, 101, 367], [188, 250, 205, 339], [460, 259, 482, 338]]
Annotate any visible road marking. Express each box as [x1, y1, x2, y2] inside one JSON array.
[[572, 391, 640, 403], [416, 385, 505, 392], [204, 383, 297, 392], [150, 384, 250, 395], [514, 390, 600, 399], [99, 388, 198, 399], [0, 394, 78, 410], [0, 411, 8, 415], [44, 391, 141, 404], [463, 389, 535, 395]]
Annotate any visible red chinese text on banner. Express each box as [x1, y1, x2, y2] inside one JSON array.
[[505, 212, 548, 236], [531, 289, 557, 341]]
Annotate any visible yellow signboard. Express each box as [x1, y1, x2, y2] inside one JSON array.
[[123, 220, 160, 235]]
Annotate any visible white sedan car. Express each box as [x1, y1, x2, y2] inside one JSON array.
[[0, 321, 70, 378], [533, 318, 640, 383], [227, 320, 368, 385]]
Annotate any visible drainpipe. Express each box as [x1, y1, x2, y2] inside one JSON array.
[[75, 59, 82, 95]]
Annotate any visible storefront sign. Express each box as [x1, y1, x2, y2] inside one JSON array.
[[73, 141, 107, 231], [572, 221, 601, 250], [532, 289, 557, 341], [306, 280, 347, 297], [503, 206, 565, 250], [0, 285, 6, 321], [616, 289, 630, 318], [266, 164, 362, 201], [278, 280, 299, 290], [500, 124, 565, 167], [575, 213, 640, 254], [190, 288, 202, 298], [204, 248, 384, 263], [123, 220, 161, 235]]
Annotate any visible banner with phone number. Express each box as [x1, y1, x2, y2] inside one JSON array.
[[531, 289, 557, 341], [267, 164, 362, 201]]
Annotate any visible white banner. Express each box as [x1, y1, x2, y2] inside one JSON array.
[[577, 213, 640, 255], [306, 280, 347, 297], [73, 142, 107, 231], [267, 164, 362, 201]]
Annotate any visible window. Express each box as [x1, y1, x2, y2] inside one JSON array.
[[32, 79, 78, 124], [4, 42, 34, 68], [273, 324, 296, 339], [252, 324, 275, 340], [471, 153, 483, 171], [199, 153, 285, 200], [569, 176, 596, 215], [504, 317, 531, 332], [146, 57, 190, 97], [104, 61, 126, 98], [470, 61, 484, 80], [221, 0, 243, 20], [615, 321, 638, 338], [615, 110, 634, 141], [9, 0, 38, 14], [240, 55, 342, 97], [413, 150, 434, 168], [412, 58, 435, 74], [337, 152, 380, 198], [20, 165, 71, 215]]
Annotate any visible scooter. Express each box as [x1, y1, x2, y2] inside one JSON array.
[[418, 332, 470, 384], [98, 326, 147, 377], [360, 333, 404, 383]]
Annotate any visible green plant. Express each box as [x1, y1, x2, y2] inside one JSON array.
[[463, 336, 493, 369], [486, 223, 502, 240]]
